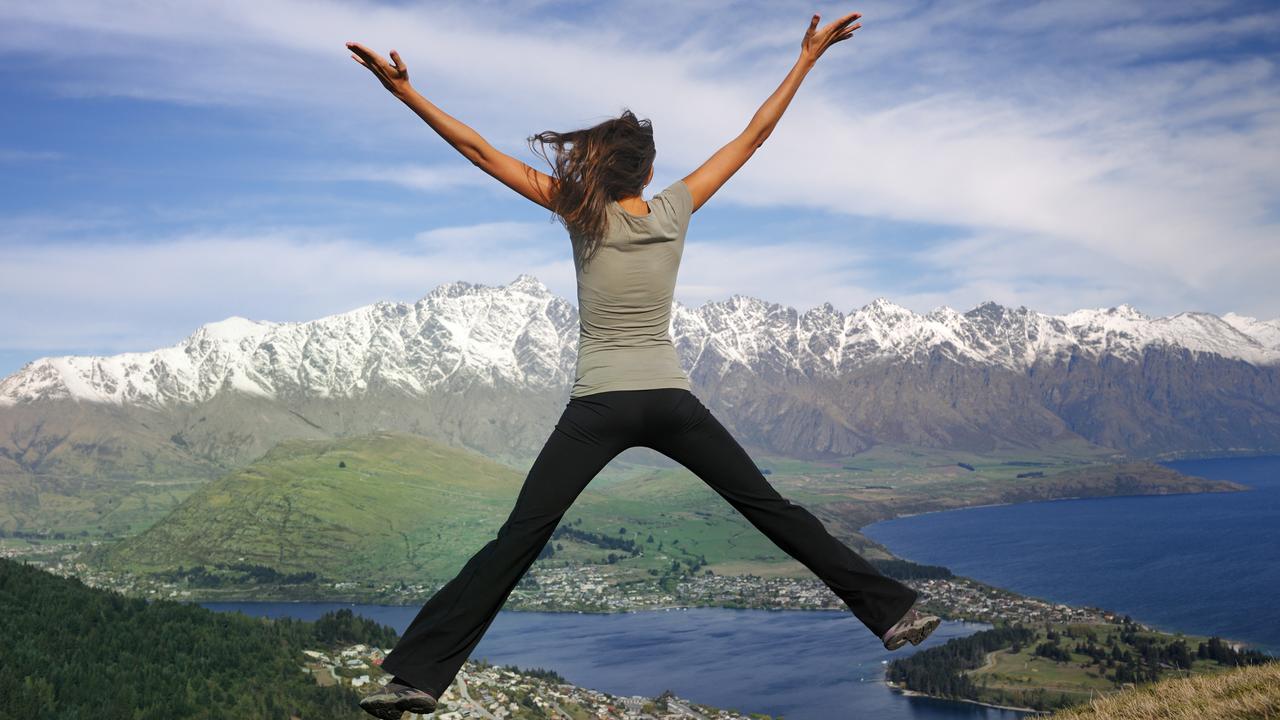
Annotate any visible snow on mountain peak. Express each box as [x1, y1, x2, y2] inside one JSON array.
[[1052, 303, 1280, 365], [855, 295, 916, 320], [422, 280, 479, 302], [1222, 312, 1280, 350], [860, 296, 913, 314], [1113, 302, 1145, 317], [2, 277, 1278, 408], [509, 273, 549, 294], [184, 316, 274, 346], [1060, 303, 1144, 327]]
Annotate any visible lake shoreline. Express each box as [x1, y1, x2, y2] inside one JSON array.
[[861, 454, 1280, 716], [885, 683, 1050, 716]]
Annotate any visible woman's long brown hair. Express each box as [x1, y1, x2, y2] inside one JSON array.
[[528, 108, 655, 270]]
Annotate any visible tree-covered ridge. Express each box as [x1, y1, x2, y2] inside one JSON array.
[[887, 624, 1037, 700], [0, 557, 394, 719], [886, 618, 1278, 713]]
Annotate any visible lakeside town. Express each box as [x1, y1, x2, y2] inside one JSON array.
[[7, 538, 1123, 632], [304, 643, 773, 720]]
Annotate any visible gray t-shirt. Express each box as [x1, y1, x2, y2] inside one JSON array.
[[568, 179, 694, 398]]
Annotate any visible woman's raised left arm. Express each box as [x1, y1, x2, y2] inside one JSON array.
[[346, 42, 558, 210]]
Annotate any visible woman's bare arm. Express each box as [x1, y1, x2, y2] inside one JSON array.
[[682, 11, 862, 213], [346, 42, 558, 210]]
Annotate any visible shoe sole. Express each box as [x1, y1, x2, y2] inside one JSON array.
[[359, 693, 438, 719], [358, 702, 403, 720], [883, 614, 941, 651], [397, 695, 438, 715]]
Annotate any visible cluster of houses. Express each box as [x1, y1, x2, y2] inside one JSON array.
[[301, 642, 771, 719]]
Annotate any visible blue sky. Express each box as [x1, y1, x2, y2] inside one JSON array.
[[2, 0, 1278, 378]]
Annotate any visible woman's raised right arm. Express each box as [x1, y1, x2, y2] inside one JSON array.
[[345, 42, 560, 211], [682, 11, 862, 213]]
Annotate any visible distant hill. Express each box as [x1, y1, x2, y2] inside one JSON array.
[[1047, 660, 1280, 719], [88, 428, 879, 593], [0, 557, 375, 718], [94, 430, 619, 584]]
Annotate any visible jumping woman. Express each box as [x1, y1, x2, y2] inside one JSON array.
[[346, 11, 939, 718]]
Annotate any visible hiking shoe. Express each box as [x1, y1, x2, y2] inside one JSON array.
[[881, 604, 941, 651], [358, 680, 438, 719]]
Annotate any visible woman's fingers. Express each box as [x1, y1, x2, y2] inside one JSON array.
[[833, 22, 861, 43], [824, 13, 860, 38], [820, 11, 861, 48], [347, 41, 377, 57], [346, 41, 371, 60], [346, 41, 389, 69], [349, 50, 378, 74], [831, 11, 861, 29], [345, 42, 408, 83], [345, 40, 409, 95]]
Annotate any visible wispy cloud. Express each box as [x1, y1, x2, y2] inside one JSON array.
[[0, 148, 65, 163], [0, 226, 871, 354], [0, 228, 559, 352], [1, 0, 1278, 375], [324, 163, 495, 193]]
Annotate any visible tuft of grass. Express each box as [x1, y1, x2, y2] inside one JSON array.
[[1049, 661, 1280, 719]]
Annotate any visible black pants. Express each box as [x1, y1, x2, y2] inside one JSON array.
[[379, 388, 919, 698]]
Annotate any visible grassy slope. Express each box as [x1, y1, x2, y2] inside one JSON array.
[[1047, 660, 1280, 719], [100, 430, 554, 581], [0, 473, 206, 538], [969, 624, 1246, 708]]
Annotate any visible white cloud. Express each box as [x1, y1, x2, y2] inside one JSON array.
[[0, 148, 65, 163], [1092, 10, 1280, 53], [322, 163, 494, 193], [0, 226, 552, 352], [0, 217, 872, 353], [677, 236, 873, 313], [1, 0, 1277, 345]]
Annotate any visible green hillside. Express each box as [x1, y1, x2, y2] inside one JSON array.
[[93, 429, 814, 593], [0, 472, 207, 540], [96, 430, 557, 583]]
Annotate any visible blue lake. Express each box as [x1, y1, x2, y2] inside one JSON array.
[[863, 454, 1280, 657], [205, 602, 1021, 719]]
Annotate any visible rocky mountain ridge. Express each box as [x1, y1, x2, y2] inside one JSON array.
[[1, 275, 1278, 489], [4, 274, 1277, 408]]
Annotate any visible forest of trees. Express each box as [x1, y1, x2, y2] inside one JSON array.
[[155, 562, 321, 587], [887, 618, 1278, 712], [0, 558, 396, 719], [869, 558, 955, 580], [885, 623, 1037, 700], [549, 524, 643, 557]]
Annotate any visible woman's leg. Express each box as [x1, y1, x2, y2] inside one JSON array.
[[644, 390, 919, 639], [380, 396, 632, 698]]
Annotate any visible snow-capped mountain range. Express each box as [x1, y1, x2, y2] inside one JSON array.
[[2, 274, 1277, 409]]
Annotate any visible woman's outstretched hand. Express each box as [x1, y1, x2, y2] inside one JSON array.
[[800, 11, 862, 64], [346, 41, 412, 97]]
